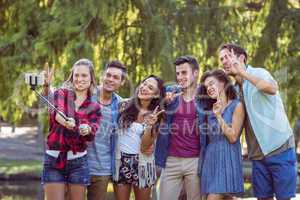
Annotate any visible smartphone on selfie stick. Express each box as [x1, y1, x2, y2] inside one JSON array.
[[25, 73, 68, 121]]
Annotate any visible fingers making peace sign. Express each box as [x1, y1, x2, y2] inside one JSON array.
[[43, 62, 55, 87], [226, 49, 246, 76], [42, 62, 55, 96], [144, 106, 165, 128], [212, 87, 223, 118]]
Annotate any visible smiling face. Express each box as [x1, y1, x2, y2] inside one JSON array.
[[72, 65, 91, 92], [175, 63, 198, 89], [219, 48, 246, 76], [219, 48, 232, 75], [137, 77, 159, 101], [204, 76, 225, 99], [102, 67, 124, 92]]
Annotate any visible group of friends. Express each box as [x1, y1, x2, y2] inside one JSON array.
[[41, 43, 297, 200]]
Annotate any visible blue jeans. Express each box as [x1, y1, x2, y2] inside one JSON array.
[[41, 153, 90, 185], [252, 148, 297, 199]]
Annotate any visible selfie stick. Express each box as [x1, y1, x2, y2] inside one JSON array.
[[29, 76, 68, 121]]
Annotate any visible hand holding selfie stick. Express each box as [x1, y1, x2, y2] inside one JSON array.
[[26, 74, 68, 121]]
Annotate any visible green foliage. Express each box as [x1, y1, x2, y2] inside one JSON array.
[[0, 159, 42, 175], [0, 0, 299, 125]]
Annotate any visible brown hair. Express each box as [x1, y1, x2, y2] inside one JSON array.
[[105, 60, 127, 80], [198, 69, 237, 110], [174, 55, 199, 70], [118, 75, 166, 129], [219, 43, 248, 64]]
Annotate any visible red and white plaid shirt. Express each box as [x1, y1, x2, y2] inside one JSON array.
[[47, 88, 101, 169]]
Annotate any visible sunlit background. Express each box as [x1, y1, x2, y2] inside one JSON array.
[[0, 0, 299, 199]]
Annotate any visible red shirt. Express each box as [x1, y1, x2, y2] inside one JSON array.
[[47, 88, 101, 169], [168, 96, 200, 157]]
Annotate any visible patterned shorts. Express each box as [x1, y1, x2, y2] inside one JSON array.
[[117, 152, 140, 186]]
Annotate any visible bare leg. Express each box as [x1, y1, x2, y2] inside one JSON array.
[[68, 184, 86, 200], [207, 194, 224, 200], [44, 183, 65, 200], [223, 194, 235, 200], [115, 184, 132, 200], [208, 194, 241, 200], [133, 185, 151, 200]]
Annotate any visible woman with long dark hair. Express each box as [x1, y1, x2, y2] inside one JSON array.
[[41, 59, 101, 200], [113, 75, 165, 200], [199, 69, 245, 200]]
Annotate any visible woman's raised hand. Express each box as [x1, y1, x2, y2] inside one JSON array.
[[144, 106, 165, 127], [43, 62, 55, 87]]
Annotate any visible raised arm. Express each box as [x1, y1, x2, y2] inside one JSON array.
[[227, 49, 278, 95], [42, 62, 55, 96], [140, 127, 156, 153], [240, 70, 278, 95], [140, 106, 165, 153], [52, 89, 76, 130], [214, 102, 245, 144]]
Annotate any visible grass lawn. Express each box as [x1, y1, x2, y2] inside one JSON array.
[[0, 159, 42, 177]]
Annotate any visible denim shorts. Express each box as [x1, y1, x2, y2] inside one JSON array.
[[41, 153, 90, 185]]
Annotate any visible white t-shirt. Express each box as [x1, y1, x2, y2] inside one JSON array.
[[119, 122, 144, 154]]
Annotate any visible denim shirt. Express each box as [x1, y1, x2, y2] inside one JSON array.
[[90, 89, 122, 176], [154, 85, 207, 176]]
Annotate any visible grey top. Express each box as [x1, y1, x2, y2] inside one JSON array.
[[87, 102, 114, 176]]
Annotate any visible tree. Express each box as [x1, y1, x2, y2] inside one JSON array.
[[0, 0, 299, 126]]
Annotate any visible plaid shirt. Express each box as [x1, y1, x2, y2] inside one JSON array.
[[47, 88, 101, 169]]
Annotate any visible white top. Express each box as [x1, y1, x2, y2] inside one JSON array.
[[119, 122, 144, 154], [46, 150, 87, 160]]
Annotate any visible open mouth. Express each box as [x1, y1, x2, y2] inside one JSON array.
[[139, 91, 149, 96], [178, 81, 186, 86], [224, 65, 231, 72], [208, 89, 215, 97], [105, 84, 114, 88], [104, 81, 115, 88]]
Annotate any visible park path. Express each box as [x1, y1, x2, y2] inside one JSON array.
[[0, 126, 43, 161], [0, 126, 299, 200]]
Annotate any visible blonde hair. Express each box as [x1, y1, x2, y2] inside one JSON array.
[[63, 58, 97, 95]]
